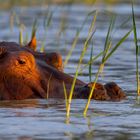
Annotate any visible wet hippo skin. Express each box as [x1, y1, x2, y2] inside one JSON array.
[[0, 42, 126, 101]]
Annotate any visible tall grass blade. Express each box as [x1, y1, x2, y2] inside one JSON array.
[[89, 42, 94, 82], [120, 16, 131, 28], [66, 16, 96, 117], [132, 2, 140, 96], [63, 29, 80, 67], [41, 17, 60, 52], [40, 41, 45, 52], [103, 29, 132, 63], [10, 12, 15, 31], [83, 17, 116, 116], [79, 51, 104, 73], [64, 10, 97, 67], [24, 32, 29, 45], [59, 14, 68, 36], [44, 11, 53, 31], [83, 29, 132, 117], [41, 10, 53, 52], [63, 82, 68, 109], [67, 30, 95, 117], [83, 64, 103, 116], [19, 29, 23, 45], [102, 16, 116, 63], [31, 19, 38, 39], [19, 24, 26, 45]]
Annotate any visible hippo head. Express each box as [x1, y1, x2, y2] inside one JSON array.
[[0, 41, 64, 72], [0, 42, 126, 101], [0, 47, 47, 100]]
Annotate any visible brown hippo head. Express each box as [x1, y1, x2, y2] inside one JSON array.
[[0, 41, 63, 71], [0, 42, 126, 101]]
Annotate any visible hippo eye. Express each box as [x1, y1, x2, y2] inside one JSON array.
[[18, 59, 26, 64]]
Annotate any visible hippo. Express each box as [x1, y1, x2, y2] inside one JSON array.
[[0, 41, 126, 101]]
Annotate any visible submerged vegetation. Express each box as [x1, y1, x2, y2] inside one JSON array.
[[9, 0, 139, 118]]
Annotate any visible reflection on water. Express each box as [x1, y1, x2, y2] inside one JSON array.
[[0, 2, 140, 140]]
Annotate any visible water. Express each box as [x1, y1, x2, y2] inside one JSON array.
[[0, 2, 140, 140]]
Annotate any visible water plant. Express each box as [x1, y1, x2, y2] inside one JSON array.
[[89, 41, 94, 82], [44, 10, 53, 32], [18, 17, 38, 48], [64, 10, 97, 67], [29, 19, 38, 50], [63, 9, 132, 117], [63, 82, 68, 109], [66, 11, 97, 117], [132, 2, 140, 96], [83, 18, 132, 116], [19, 28, 23, 45], [41, 9, 53, 52]]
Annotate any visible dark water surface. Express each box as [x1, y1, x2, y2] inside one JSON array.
[[0, 3, 140, 140]]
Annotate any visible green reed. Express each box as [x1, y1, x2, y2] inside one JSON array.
[[11, 13, 25, 46], [19, 28, 23, 45], [64, 10, 97, 67], [58, 13, 68, 36], [79, 51, 104, 74], [83, 18, 132, 116], [83, 16, 116, 116], [66, 13, 97, 117], [89, 41, 94, 82], [10, 12, 26, 45], [21, 18, 38, 46], [63, 82, 68, 109], [102, 16, 116, 62], [31, 19, 38, 40], [44, 10, 53, 31], [41, 10, 53, 52], [103, 29, 132, 62], [132, 2, 140, 96], [17, 16, 38, 46]]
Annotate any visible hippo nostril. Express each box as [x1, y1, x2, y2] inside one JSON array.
[[0, 47, 7, 59]]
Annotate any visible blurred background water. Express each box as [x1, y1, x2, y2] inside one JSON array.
[[0, 0, 140, 140]]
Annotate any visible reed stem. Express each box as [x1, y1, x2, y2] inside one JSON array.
[[83, 64, 104, 116], [66, 13, 97, 117], [132, 2, 140, 96], [83, 28, 132, 116]]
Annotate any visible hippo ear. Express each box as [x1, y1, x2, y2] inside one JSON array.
[[27, 24, 37, 51], [28, 35, 37, 51]]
